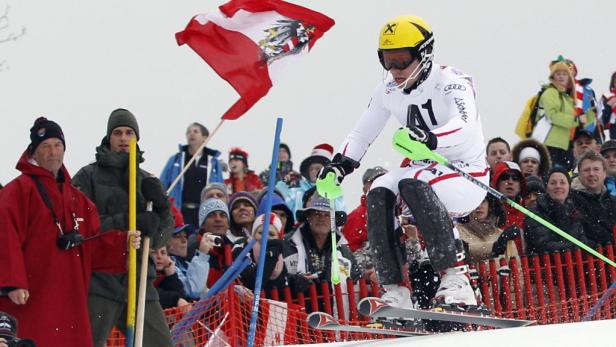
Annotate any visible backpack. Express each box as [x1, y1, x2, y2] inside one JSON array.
[[515, 88, 547, 139]]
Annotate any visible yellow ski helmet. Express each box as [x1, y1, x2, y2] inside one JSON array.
[[377, 15, 435, 89]]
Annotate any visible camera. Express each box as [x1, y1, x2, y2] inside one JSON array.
[[57, 230, 85, 250], [5, 338, 37, 347], [205, 234, 223, 247]]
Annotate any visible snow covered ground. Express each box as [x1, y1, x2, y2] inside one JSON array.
[[288, 319, 616, 347]]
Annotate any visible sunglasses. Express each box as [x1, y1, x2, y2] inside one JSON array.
[[499, 173, 522, 182], [379, 51, 417, 71]]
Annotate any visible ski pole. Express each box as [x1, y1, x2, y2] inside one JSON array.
[[392, 127, 616, 269], [247, 117, 284, 347], [316, 172, 344, 285]]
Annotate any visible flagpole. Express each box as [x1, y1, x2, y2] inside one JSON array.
[[247, 117, 284, 347], [166, 118, 226, 195]]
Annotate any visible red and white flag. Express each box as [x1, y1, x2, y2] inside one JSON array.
[[176, 0, 335, 120]]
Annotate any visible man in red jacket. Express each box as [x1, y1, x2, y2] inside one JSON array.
[[0, 118, 137, 347]]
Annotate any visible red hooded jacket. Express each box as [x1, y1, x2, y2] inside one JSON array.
[[342, 195, 368, 252], [0, 151, 124, 347]]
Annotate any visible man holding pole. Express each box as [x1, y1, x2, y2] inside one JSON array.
[[73, 109, 174, 347]]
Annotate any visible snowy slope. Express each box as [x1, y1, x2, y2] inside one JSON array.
[[289, 319, 616, 347]]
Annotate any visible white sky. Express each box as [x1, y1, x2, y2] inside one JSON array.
[[1, 0, 614, 205]]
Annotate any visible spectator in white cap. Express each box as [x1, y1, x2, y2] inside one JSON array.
[[276, 143, 346, 216], [512, 139, 551, 179]]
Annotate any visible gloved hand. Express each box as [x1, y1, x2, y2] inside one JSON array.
[[288, 273, 312, 293], [491, 225, 521, 256], [407, 125, 438, 150], [318, 153, 360, 185], [136, 211, 160, 237], [141, 177, 170, 213]]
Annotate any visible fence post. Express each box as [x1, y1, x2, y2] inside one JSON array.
[[563, 251, 580, 321], [574, 248, 589, 313], [542, 253, 559, 323], [509, 257, 525, 320]]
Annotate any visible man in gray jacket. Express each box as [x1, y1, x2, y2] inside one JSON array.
[[73, 109, 174, 347]]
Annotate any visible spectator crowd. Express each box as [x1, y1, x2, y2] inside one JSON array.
[[0, 56, 615, 346]]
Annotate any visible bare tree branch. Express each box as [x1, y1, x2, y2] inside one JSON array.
[[0, 3, 26, 71]]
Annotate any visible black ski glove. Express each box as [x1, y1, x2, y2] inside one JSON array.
[[318, 153, 360, 185], [491, 225, 521, 256], [288, 273, 312, 293], [141, 177, 170, 213], [137, 211, 160, 237], [407, 125, 438, 150]]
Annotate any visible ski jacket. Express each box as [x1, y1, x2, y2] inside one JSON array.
[[172, 252, 210, 300], [341, 194, 368, 252], [338, 64, 487, 167], [153, 272, 186, 309], [275, 177, 346, 217], [570, 188, 616, 246], [524, 194, 590, 255], [0, 151, 105, 347], [224, 170, 263, 194], [72, 140, 174, 302], [160, 144, 223, 209], [283, 225, 360, 283], [536, 84, 578, 150]]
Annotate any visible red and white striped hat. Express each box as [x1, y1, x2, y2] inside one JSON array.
[[300, 143, 334, 180], [252, 213, 283, 239]]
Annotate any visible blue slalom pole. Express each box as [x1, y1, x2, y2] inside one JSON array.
[[247, 117, 283, 347], [170, 239, 255, 341]]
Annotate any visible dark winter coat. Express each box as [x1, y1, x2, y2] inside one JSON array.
[[73, 140, 174, 302], [524, 194, 591, 255], [232, 239, 290, 294], [570, 188, 616, 246], [0, 151, 108, 347], [153, 272, 186, 309]]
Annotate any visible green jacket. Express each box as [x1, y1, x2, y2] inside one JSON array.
[[537, 84, 578, 150], [73, 139, 173, 302]]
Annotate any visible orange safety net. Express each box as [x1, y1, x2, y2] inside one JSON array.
[[106, 244, 616, 346]]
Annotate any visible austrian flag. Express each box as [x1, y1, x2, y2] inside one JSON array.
[[176, 0, 335, 120]]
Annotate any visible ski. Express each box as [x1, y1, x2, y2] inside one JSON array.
[[307, 311, 430, 337], [358, 297, 535, 329]]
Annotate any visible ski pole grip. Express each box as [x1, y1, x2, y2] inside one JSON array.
[[316, 172, 343, 200]]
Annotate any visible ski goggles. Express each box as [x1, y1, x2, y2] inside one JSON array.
[[379, 50, 417, 71]]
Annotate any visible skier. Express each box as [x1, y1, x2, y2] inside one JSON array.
[[319, 15, 489, 311]]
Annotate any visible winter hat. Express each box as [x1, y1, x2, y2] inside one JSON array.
[[299, 143, 334, 180], [257, 192, 294, 232], [600, 140, 616, 155], [198, 198, 229, 227], [491, 161, 525, 188], [0, 311, 17, 339], [362, 166, 388, 184], [519, 147, 541, 163], [524, 175, 545, 195], [229, 147, 249, 166], [171, 203, 195, 236], [107, 108, 140, 140], [200, 182, 229, 203], [229, 191, 257, 212], [279, 143, 291, 159], [252, 213, 283, 239], [29, 117, 65, 153], [549, 55, 574, 78]]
